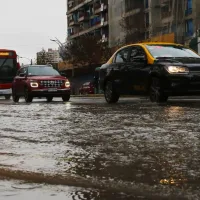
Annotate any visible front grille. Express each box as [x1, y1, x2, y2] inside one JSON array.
[[40, 80, 64, 88]]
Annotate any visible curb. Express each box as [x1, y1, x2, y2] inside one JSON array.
[[71, 94, 147, 98]]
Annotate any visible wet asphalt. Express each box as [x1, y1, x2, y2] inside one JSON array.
[[0, 96, 200, 200]]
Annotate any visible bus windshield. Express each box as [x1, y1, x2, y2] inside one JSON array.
[[0, 58, 17, 78]]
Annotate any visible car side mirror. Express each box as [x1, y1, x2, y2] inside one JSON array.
[[19, 73, 26, 77], [17, 62, 20, 70], [60, 72, 66, 77]]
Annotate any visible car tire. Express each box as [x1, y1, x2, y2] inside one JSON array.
[[5, 95, 11, 100], [46, 96, 53, 102], [12, 89, 19, 103], [24, 87, 33, 103], [62, 94, 70, 102], [149, 77, 168, 103], [104, 81, 119, 103]]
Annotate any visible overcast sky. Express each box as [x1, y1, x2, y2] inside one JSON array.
[[0, 0, 67, 65]]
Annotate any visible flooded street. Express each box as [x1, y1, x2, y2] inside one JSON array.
[[1, 96, 200, 199]]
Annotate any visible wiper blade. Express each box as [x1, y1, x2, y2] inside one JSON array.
[[155, 57, 179, 62], [0, 58, 8, 68], [155, 57, 175, 59]]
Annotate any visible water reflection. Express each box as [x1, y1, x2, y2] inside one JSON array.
[[1, 98, 200, 199]]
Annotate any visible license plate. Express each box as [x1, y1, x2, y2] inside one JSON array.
[[48, 88, 57, 92]]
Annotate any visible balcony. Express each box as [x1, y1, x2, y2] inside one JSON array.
[[78, 13, 90, 22], [94, 4, 108, 14], [69, 20, 79, 27], [68, 21, 108, 40], [185, 8, 192, 16], [67, 0, 93, 15]]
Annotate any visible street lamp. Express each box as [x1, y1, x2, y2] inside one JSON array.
[[50, 37, 74, 74], [50, 37, 67, 59], [18, 56, 33, 65]]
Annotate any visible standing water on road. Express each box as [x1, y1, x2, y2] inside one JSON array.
[[0, 97, 200, 199]]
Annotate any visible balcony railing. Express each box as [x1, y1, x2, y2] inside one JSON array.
[[78, 13, 90, 22], [69, 21, 79, 27], [94, 4, 108, 14], [68, 21, 108, 39], [67, 0, 93, 15]]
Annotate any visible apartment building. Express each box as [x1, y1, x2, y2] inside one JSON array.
[[108, 0, 145, 47], [47, 49, 62, 64], [148, 0, 200, 44], [37, 49, 62, 64], [108, 0, 200, 47], [66, 0, 108, 42]]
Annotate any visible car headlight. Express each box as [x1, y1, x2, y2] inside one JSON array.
[[65, 80, 70, 88], [165, 66, 189, 74], [30, 82, 39, 88]]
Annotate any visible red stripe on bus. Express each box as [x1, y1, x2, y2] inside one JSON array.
[[0, 83, 12, 89]]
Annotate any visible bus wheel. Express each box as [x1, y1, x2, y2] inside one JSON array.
[[5, 95, 11, 100]]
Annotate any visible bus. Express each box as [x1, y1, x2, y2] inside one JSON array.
[[0, 49, 20, 99]]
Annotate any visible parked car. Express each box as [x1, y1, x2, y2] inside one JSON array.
[[99, 42, 200, 103], [79, 81, 95, 95], [12, 65, 71, 103]]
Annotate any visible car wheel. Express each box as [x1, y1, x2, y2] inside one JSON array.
[[24, 87, 33, 103], [104, 81, 119, 103], [5, 95, 11, 100], [12, 89, 19, 103], [62, 94, 70, 102], [46, 96, 53, 102], [149, 77, 168, 103]]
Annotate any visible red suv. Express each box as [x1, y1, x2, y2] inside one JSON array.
[[79, 81, 95, 95], [12, 65, 71, 103]]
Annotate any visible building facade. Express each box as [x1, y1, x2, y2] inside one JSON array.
[[46, 49, 61, 64], [108, 0, 145, 47], [108, 0, 200, 47], [37, 48, 62, 65], [67, 0, 108, 42]]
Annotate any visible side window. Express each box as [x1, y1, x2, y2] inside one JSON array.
[[17, 68, 24, 76], [17, 67, 27, 76], [129, 47, 146, 62], [114, 48, 129, 63]]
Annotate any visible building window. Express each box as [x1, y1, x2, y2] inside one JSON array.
[[185, 19, 193, 36], [185, 0, 192, 15], [186, 0, 192, 10], [145, 0, 148, 9]]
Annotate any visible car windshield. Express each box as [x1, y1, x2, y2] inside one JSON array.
[[28, 66, 60, 76], [145, 45, 200, 58]]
